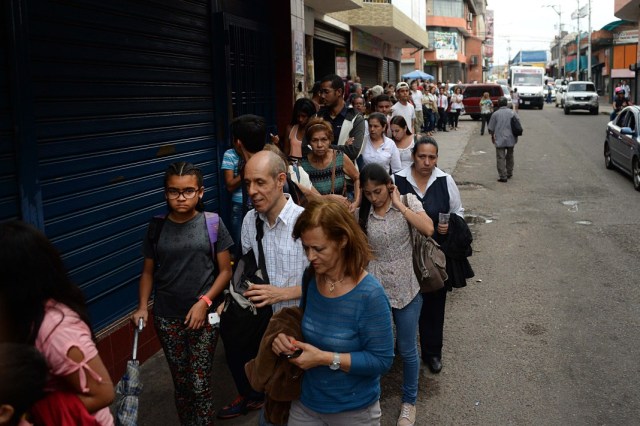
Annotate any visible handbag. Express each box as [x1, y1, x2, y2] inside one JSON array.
[[511, 114, 523, 137], [220, 214, 273, 355], [402, 195, 448, 293]]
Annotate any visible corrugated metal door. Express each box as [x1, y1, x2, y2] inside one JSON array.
[[357, 53, 378, 87], [26, 0, 219, 330], [0, 4, 19, 222]]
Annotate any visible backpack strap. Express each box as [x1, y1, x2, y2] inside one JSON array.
[[203, 212, 220, 256]]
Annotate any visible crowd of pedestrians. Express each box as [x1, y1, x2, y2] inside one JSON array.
[[0, 73, 476, 426]]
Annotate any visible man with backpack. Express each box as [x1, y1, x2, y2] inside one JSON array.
[[217, 150, 308, 420], [488, 97, 521, 183]]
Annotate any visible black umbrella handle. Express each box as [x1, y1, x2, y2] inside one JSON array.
[[132, 318, 143, 360]]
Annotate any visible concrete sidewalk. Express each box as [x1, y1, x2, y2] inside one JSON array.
[[115, 121, 477, 425]]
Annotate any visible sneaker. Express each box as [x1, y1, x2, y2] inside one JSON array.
[[245, 398, 265, 411], [397, 403, 416, 426], [217, 395, 247, 419]]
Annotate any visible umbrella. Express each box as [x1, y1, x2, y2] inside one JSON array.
[[401, 69, 434, 81], [115, 319, 144, 426]]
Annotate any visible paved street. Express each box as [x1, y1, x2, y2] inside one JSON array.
[[128, 105, 640, 425]]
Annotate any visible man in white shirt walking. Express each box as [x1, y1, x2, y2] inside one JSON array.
[[392, 82, 416, 134]]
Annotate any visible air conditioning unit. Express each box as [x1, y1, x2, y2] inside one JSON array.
[[470, 55, 478, 65], [467, 12, 473, 22]]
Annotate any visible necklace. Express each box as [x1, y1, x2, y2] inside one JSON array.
[[325, 275, 345, 293]]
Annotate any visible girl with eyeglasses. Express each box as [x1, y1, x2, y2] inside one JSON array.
[[131, 162, 233, 425]]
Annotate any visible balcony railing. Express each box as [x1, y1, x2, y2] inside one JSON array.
[[363, 0, 392, 3]]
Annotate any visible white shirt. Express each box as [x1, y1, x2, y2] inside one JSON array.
[[397, 140, 414, 170], [392, 166, 464, 217], [361, 135, 403, 174], [391, 101, 416, 133], [450, 94, 464, 110], [410, 90, 423, 109], [241, 194, 309, 312]]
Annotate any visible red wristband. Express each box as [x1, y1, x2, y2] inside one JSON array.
[[199, 295, 212, 307]]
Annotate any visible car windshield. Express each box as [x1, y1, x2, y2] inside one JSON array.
[[568, 84, 595, 92], [513, 73, 542, 86]]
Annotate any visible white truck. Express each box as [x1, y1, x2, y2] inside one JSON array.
[[510, 65, 545, 109]]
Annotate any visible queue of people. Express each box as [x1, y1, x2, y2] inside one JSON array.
[[0, 74, 474, 426]]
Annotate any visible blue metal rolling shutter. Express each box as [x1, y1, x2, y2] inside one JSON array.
[[28, 0, 218, 331], [0, 4, 19, 222]]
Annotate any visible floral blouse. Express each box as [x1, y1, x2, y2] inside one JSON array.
[[359, 193, 424, 309]]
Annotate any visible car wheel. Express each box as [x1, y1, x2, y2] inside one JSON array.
[[540, 103, 544, 110], [633, 158, 640, 191], [564, 107, 570, 115], [591, 107, 599, 115], [604, 143, 614, 170]]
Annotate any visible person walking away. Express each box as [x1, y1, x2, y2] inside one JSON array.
[[545, 81, 552, 104], [436, 89, 449, 132], [361, 113, 402, 175], [410, 80, 424, 133], [272, 199, 394, 426], [448, 87, 464, 130], [479, 92, 493, 136], [511, 88, 519, 112], [284, 98, 316, 161], [488, 97, 520, 183], [0, 221, 116, 425], [131, 162, 233, 425], [222, 141, 244, 260], [358, 163, 434, 426], [392, 137, 467, 376], [391, 82, 416, 134], [218, 150, 309, 420], [390, 115, 415, 170]]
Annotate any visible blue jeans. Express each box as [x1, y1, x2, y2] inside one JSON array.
[[392, 292, 423, 404]]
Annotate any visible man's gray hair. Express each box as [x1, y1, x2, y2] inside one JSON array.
[[498, 96, 508, 107]]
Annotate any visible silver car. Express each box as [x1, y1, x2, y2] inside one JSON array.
[[604, 105, 640, 191], [564, 81, 599, 115]]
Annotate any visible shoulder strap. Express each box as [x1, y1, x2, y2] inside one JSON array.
[[204, 212, 219, 254], [255, 214, 270, 283], [330, 151, 337, 194], [300, 267, 313, 312]]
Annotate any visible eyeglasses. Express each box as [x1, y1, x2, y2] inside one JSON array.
[[166, 187, 200, 199]]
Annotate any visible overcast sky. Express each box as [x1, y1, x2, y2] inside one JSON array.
[[487, 0, 617, 66]]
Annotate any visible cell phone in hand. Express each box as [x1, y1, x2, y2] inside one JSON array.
[[279, 349, 303, 359]]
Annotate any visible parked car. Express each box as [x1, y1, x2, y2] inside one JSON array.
[[564, 81, 599, 115], [501, 85, 513, 108], [461, 83, 505, 120], [604, 105, 640, 191]]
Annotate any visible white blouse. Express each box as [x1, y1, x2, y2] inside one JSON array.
[[361, 135, 402, 174]]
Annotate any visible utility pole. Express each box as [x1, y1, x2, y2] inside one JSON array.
[[576, 0, 580, 80], [544, 5, 563, 77], [507, 39, 511, 80], [587, 0, 592, 81]]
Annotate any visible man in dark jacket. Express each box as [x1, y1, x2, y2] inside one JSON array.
[[311, 74, 365, 163], [488, 97, 520, 182]]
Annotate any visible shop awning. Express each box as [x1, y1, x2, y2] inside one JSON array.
[[565, 56, 598, 72]]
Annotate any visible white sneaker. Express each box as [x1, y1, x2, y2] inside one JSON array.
[[397, 403, 416, 426]]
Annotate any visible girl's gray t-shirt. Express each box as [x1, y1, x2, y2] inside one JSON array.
[[142, 212, 233, 318]]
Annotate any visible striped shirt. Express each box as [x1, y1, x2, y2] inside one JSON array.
[[241, 194, 308, 312]]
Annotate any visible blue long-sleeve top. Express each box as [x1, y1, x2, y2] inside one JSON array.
[[299, 273, 394, 413]]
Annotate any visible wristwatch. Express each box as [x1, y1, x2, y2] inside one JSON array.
[[329, 352, 341, 371]]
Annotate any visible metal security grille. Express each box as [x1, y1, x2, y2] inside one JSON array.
[[0, 4, 19, 222], [383, 59, 399, 85], [314, 21, 348, 46], [20, 0, 219, 330], [358, 53, 379, 87]]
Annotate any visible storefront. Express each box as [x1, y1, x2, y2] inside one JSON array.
[[313, 21, 350, 80]]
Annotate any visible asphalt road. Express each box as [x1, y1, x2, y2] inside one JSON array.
[[129, 106, 640, 425], [400, 107, 640, 425]]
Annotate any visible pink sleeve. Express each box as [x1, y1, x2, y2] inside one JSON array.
[[36, 302, 102, 393]]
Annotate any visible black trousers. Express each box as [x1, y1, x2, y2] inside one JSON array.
[[419, 287, 447, 359], [437, 108, 448, 131], [480, 113, 492, 134]]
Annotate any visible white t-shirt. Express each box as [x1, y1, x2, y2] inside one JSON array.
[[411, 90, 423, 110], [391, 102, 416, 133]]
